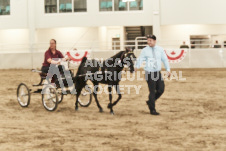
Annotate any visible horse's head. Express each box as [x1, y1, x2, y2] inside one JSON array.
[[120, 51, 136, 73]]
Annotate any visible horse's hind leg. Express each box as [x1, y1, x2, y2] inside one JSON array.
[[93, 83, 103, 112], [75, 81, 86, 111], [107, 85, 114, 115]]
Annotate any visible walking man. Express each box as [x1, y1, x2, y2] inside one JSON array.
[[135, 35, 171, 115]]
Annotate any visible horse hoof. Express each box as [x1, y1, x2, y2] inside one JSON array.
[[107, 103, 112, 109], [75, 107, 79, 111], [110, 111, 114, 115], [99, 108, 103, 113]]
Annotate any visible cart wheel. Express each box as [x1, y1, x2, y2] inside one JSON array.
[[78, 85, 92, 107], [42, 85, 58, 111], [57, 91, 64, 104], [17, 83, 30, 107]]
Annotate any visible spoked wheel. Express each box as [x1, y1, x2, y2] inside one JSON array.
[[42, 85, 58, 111], [56, 89, 64, 104], [78, 85, 92, 107], [17, 83, 30, 107]]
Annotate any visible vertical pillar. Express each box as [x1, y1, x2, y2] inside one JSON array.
[[98, 26, 107, 51], [27, 0, 36, 68], [152, 0, 161, 40], [120, 26, 125, 51], [28, 0, 36, 51]]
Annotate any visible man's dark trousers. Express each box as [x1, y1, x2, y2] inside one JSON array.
[[145, 71, 165, 111]]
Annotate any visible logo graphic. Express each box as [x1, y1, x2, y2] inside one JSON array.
[[66, 50, 90, 62], [164, 49, 187, 63]]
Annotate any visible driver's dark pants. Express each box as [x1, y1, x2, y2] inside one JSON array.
[[41, 65, 65, 85], [145, 71, 165, 111], [41, 66, 49, 74], [41, 65, 65, 74]]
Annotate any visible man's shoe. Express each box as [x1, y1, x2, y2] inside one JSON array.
[[150, 110, 160, 115], [146, 101, 159, 115]]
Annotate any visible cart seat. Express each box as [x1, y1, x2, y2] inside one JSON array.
[[31, 69, 48, 79]]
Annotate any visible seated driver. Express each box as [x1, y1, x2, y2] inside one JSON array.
[[41, 39, 68, 86]]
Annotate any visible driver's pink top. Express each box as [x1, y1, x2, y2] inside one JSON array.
[[42, 48, 64, 67]]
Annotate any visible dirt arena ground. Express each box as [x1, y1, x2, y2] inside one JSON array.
[[0, 68, 226, 150]]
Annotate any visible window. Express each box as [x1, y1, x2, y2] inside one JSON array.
[[190, 35, 210, 49], [99, 0, 143, 12], [0, 0, 10, 15], [74, 0, 87, 12], [114, 0, 127, 11], [99, 0, 112, 12], [45, 0, 57, 13], [129, 0, 143, 11], [59, 0, 72, 13]]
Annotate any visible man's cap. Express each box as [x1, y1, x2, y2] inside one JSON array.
[[146, 35, 156, 40]]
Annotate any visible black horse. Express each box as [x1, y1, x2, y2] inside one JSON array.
[[74, 51, 135, 114], [125, 47, 136, 72]]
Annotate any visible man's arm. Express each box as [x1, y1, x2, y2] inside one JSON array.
[[59, 51, 71, 62], [46, 52, 61, 65], [161, 49, 170, 72]]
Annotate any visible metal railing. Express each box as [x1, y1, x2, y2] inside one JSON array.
[[0, 39, 226, 54]]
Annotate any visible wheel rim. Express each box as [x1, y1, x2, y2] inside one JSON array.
[[78, 87, 91, 106], [57, 90, 63, 103], [42, 87, 57, 111], [17, 84, 29, 107]]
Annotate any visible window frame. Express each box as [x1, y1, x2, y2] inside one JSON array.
[[44, 0, 58, 14], [99, 0, 114, 12], [59, 0, 73, 13], [74, 0, 87, 12], [0, 0, 11, 16], [44, 0, 87, 14], [114, 0, 128, 12], [99, 0, 143, 12], [128, 0, 143, 11]]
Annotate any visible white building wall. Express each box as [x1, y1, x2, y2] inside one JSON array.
[[0, 29, 29, 45], [35, 0, 153, 28], [36, 27, 98, 51], [35, 26, 124, 52], [160, 0, 226, 25], [160, 24, 226, 47], [0, 29, 29, 52], [1, 0, 226, 69], [0, 0, 28, 29]]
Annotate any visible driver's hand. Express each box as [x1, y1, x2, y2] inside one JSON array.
[[62, 58, 68, 62]]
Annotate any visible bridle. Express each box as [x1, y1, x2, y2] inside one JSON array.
[[120, 51, 128, 63]]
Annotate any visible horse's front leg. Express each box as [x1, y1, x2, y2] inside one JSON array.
[[75, 88, 81, 111], [107, 85, 114, 115], [93, 83, 103, 112], [111, 84, 122, 107], [75, 81, 85, 111]]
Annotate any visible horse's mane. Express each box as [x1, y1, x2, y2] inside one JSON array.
[[108, 51, 124, 61], [99, 51, 125, 68]]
